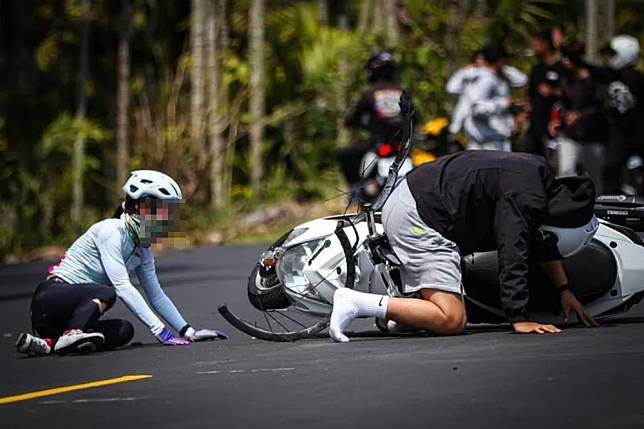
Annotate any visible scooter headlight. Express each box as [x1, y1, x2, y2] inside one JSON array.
[[277, 239, 323, 292]]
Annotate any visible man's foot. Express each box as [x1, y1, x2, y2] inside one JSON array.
[[329, 289, 359, 343], [329, 289, 389, 343], [54, 329, 105, 355], [16, 333, 52, 356]]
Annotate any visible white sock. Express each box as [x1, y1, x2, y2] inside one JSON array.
[[329, 288, 389, 343]]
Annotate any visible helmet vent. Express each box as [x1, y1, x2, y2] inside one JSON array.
[[130, 185, 139, 193], [159, 188, 171, 196], [140, 179, 153, 184], [169, 183, 179, 195]]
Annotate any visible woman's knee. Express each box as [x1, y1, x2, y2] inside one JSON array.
[[92, 287, 116, 313]]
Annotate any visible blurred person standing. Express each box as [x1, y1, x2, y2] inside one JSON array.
[[525, 30, 565, 157], [446, 49, 526, 137], [549, 41, 608, 193], [461, 44, 521, 151], [567, 36, 644, 194]]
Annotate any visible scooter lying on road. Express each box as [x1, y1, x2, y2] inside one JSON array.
[[219, 93, 644, 341]]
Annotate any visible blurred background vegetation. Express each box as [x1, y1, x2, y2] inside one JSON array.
[[1, 0, 643, 260]]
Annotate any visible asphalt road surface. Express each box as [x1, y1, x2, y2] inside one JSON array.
[[1, 244, 644, 428]]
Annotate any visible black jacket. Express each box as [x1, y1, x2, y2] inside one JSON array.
[[559, 73, 609, 144], [528, 59, 565, 141], [406, 151, 593, 322], [585, 65, 644, 153], [345, 80, 404, 144]]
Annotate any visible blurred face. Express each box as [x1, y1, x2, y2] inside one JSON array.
[[138, 199, 180, 243], [473, 53, 485, 67], [530, 37, 549, 57]]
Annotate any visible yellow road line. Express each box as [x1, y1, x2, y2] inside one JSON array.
[[0, 374, 152, 405]]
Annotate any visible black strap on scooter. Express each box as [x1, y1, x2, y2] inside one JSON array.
[[335, 222, 356, 290], [373, 91, 414, 212]]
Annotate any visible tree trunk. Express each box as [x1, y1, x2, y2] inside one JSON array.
[[248, 0, 265, 197], [372, 0, 385, 35], [71, 0, 91, 228], [116, 0, 130, 195], [336, 4, 350, 146], [445, 0, 463, 77], [218, 0, 233, 202], [358, 0, 374, 33], [605, 0, 615, 41], [318, 0, 328, 25], [585, 0, 599, 63], [206, 0, 225, 209], [191, 0, 207, 163], [383, 0, 399, 46]]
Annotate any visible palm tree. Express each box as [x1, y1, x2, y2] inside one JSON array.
[[191, 0, 207, 162], [71, 0, 91, 227], [206, 0, 225, 209], [116, 0, 131, 194]]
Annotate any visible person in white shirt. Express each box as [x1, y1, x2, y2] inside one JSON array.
[[447, 46, 527, 148], [16, 170, 227, 356]]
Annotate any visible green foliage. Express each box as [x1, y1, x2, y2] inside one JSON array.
[[2, 0, 642, 259]]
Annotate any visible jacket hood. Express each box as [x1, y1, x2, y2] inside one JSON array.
[[546, 176, 596, 227]]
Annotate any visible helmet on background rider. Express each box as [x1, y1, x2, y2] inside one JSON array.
[[367, 51, 397, 83], [605, 35, 640, 70]]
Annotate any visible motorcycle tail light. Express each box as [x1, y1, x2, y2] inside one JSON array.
[[377, 144, 393, 157]]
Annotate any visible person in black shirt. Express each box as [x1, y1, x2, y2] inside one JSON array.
[[525, 30, 565, 157], [339, 52, 405, 191], [329, 151, 598, 342], [567, 35, 644, 194], [550, 41, 608, 193]]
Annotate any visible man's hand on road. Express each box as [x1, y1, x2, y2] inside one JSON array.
[[513, 321, 561, 334], [561, 290, 599, 327]]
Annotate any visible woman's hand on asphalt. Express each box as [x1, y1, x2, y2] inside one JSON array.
[[156, 328, 191, 345], [186, 328, 229, 342], [561, 290, 599, 327], [512, 321, 562, 334]]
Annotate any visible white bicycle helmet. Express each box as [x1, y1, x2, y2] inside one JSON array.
[[536, 215, 599, 260], [123, 170, 183, 202], [607, 35, 640, 70]]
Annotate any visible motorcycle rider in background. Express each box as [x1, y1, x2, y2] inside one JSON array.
[[339, 52, 406, 197]]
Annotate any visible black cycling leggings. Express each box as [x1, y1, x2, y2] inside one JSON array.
[[30, 279, 134, 350]]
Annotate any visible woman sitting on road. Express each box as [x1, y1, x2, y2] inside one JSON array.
[[17, 170, 227, 356]]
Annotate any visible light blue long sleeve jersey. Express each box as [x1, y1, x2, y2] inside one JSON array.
[[48, 217, 187, 336]]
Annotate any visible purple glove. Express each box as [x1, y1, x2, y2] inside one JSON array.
[[156, 328, 191, 345], [185, 327, 229, 341]]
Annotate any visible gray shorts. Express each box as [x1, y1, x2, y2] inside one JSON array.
[[382, 179, 463, 296]]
